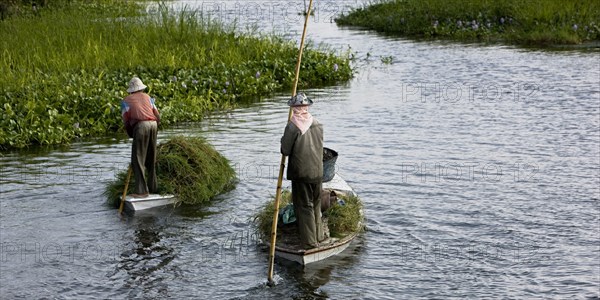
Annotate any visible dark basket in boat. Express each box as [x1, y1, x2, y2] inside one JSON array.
[[323, 147, 338, 182]]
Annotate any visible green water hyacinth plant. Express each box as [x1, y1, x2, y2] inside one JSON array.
[[336, 0, 600, 46], [0, 1, 353, 150]]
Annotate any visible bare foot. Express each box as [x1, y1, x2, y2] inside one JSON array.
[[131, 193, 149, 198], [304, 243, 319, 250], [318, 237, 330, 244]]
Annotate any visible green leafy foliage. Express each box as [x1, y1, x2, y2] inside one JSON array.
[[336, 0, 600, 46], [0, 1, 353, 150]]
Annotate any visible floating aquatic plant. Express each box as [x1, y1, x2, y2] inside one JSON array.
[[0, 1, 353, 150], [335, 0, 600, 46]]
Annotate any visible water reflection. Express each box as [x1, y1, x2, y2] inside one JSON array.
[[279, 237, 363, 299], [283, 261, 333, 299], [116, 215, 176, 298]]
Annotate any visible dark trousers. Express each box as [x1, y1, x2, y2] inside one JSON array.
[[131, 121, 158, 194], [291, 181, 323, 248]]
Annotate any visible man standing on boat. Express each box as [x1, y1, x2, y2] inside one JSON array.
[[121, 77, 160, 198], [281, 93, 325, 249]]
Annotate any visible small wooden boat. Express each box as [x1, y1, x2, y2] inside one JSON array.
[[267, 173, 363, 265], [124, 194, 176, 211]]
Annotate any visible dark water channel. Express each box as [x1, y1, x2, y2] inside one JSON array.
[[1, 1, 599, 298]]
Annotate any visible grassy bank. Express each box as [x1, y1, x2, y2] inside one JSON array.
[[336, 0, 600, 46], [0, 1, 353, 150], [104, 136, 235, 207]]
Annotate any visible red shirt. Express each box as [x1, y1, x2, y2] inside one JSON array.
[[121, 92, 159, 126]]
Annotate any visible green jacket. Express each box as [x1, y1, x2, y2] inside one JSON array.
[[281, 120, 323, 183]]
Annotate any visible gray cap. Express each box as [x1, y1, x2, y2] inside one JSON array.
[[287, 92, 313, 106]]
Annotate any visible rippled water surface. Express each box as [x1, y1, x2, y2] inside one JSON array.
[[1, 1, 599, 299]]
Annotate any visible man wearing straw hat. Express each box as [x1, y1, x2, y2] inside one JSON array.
[[281, 92, 325, 249], [121, 77, 160, 198]]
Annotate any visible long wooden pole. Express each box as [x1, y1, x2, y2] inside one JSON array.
[[118, 165, 132, 214], [267, 0, 314, 285]]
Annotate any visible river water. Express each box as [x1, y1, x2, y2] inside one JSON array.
[[1, 1, 599, 299]]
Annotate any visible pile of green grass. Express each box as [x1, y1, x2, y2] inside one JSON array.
[[0, 1, 353, 149], [254, 190, 364, 239], [326, 194, 364, 237], [104, 136, 235, 207], [254, 190, 292, 238], [336, 0, 600, 46]]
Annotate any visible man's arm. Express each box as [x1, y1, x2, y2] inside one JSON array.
[[153, 108, 160, 127], [150, 97, 160, 127], [121, 100, 134, 138], [280, 123, 297, 156]]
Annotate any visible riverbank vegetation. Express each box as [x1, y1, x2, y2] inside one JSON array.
[[335, 0, 600, 46], [0, 0, 353, 150], [104, 136, 235, 207]]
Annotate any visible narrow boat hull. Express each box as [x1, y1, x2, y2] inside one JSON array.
[[124, 194, 176, 211], [274, 232, 358, 265]]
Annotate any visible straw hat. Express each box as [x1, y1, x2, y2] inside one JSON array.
[[287, 92, 313, 106], [127, 77, 147, 93]]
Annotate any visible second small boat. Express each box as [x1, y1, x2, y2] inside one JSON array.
[[124, 194, 176, 211], [258, 173, 364, 265]]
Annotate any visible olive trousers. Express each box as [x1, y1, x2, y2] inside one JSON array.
[[131, 121, 158, 195], [291, 181, 324, 248]]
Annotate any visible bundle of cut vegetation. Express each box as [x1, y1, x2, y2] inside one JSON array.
[[0, 1, 353, 150], [336, 0, 600, 46], [254, 190, 364, 240], [326, 194, 364, 237], [104, 136, 236, 207]]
